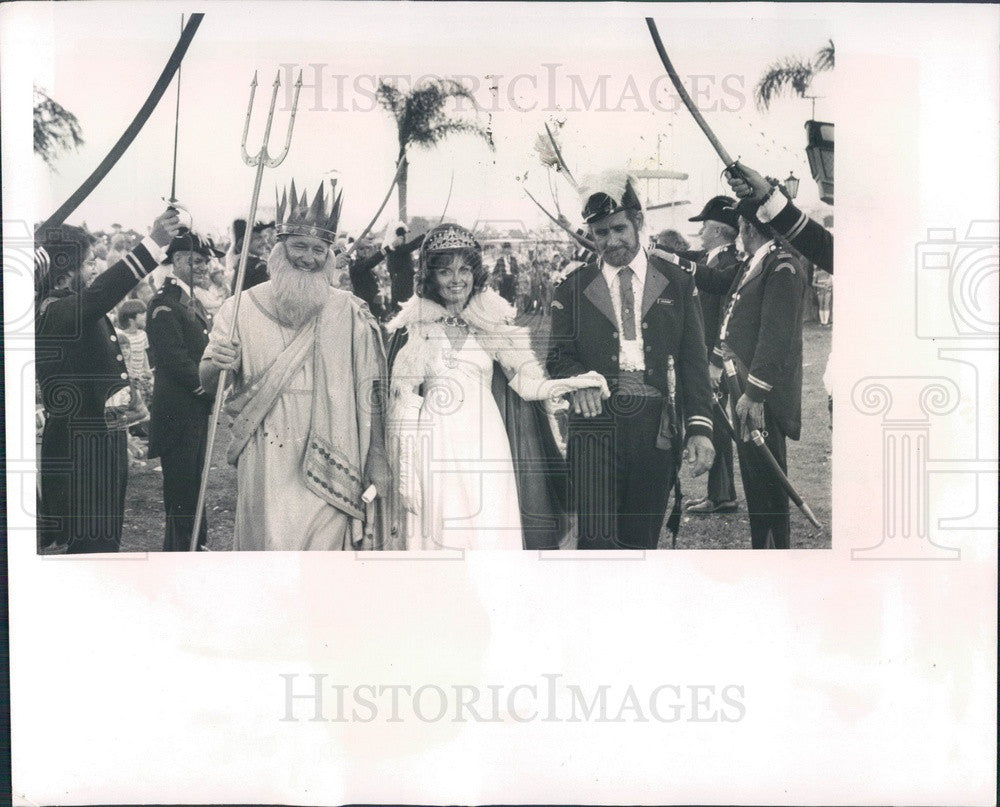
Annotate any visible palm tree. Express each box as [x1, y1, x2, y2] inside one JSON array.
[[755, 40, 834, 112], [376, 79, 493, 222], [33, 85, 84, 167]]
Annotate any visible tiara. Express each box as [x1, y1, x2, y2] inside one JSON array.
[[275, 179, 343, 242], [422, 224, 480, 254]]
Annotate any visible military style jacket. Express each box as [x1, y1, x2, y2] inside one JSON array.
[[146, 276, 212, 457], [715, 241, 806, 440], [764, 199, 833, 273], [36, 238, 162, 424], [682, 243, 741, 353], [547, 249, 713, 441]]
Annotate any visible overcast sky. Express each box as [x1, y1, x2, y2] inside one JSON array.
[[28, 1, 833, 240]]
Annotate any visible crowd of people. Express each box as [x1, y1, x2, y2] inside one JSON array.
[[34, 159, 834, 554]]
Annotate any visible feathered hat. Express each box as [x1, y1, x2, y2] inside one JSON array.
[[275, 179, 343, 243], [579, 170, 642, 224]]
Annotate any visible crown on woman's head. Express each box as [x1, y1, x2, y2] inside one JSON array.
[[275, 179, 343, 243], [422, 223, 480, 254]]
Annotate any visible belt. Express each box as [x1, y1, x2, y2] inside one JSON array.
[[612, 371, 662, 398]]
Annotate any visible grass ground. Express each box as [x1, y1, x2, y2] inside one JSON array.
[[114, 315, 831, 552]]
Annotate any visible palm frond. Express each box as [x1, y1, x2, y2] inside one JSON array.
[[754, 58, 816, 111], [375, 81, 405, 120], [33, 86, 84, 168], [814, 40, 835, 71]]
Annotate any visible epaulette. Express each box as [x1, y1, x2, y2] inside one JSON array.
[[649, 247, 697, 275], [766, 245, 798, 274]]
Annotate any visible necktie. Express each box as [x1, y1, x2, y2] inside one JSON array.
[[618, 266, 636, 340]]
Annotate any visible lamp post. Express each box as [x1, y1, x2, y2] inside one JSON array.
[[784, 172, 800, 200]]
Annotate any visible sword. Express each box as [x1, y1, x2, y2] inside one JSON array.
[[723, 359, 823, 530], [645, 18, 809, 263], [520, 181, 597, 252], [544, 121, 579, 191]]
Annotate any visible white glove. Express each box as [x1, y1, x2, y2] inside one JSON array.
[[508, 367, 611, 403], [392, 391, 424, 514]]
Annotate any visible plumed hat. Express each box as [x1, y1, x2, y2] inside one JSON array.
[[579, 170, 643, 224]]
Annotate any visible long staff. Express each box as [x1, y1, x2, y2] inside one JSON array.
[[189, 70, 303, 550]]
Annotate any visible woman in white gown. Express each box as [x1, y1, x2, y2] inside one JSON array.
[[385, 224, 608, 550]]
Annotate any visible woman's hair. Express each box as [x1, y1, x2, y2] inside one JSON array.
[[417, 247, 488, 307], [117, 298, 147, 328], [34, 224, 95, 307]]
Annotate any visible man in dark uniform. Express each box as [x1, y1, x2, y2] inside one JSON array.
[[230, 218, 270, 293], [385, 223, 425, 312], [349, 237, 388, 321], [493, 241, 520, 306], [147, 230, 220, 551], [35, 208, 181, 553], [683, 196, 742, 515], [713, 201, 806, 549], [725, 161, 833, 273], [547, 171, 715, 550]]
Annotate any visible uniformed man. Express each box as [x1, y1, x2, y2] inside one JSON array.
[[725, 161, 833, 273], [493, 241, 520, 306], [35, 208, 181, 553], [683, 196, 742, 515], [547, 171, 715, 550], [229, 218, 270, 293], [713, 200, 806, 549], [147, 230, 221, 551]]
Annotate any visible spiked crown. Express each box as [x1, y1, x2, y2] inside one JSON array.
[[275, 179, 344, 243]]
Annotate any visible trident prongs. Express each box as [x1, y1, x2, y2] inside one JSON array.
[[240, 70, 302, 169], [267, 70, 303, 167], [240, 71, 259, 165]]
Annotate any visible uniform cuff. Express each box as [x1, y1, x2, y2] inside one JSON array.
[[745, 374, 773, 402], [121, 238, 164, 281], [756, 191, 789, 223], [140, 236, 167, 264], [685, 416, 713, 440]]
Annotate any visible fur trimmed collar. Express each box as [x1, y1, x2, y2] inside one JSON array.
[[386, 288, 520, 336]]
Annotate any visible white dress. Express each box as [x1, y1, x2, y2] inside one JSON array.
[[407, 331, 523, 550], [387, 290, 610, 552]]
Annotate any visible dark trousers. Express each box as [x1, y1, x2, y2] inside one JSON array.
[[567, 395, 675, 550], [390, 269, 415, 309], [498, 274, 517, 306], [707, 388, 736, 503], [160, 416, 209, 551], [40, 418, 127, 553], [734, 406, 790, 549]]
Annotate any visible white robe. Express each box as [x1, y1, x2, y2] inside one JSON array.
[[210, 285, 373, 550]]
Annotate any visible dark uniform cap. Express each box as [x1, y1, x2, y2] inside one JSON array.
[[581, 176, 643, 224], [163, 228, 225, 264], [688, 195, 739, 230]]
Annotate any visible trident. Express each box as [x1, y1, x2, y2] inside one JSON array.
[[190, 70, 303, 551]]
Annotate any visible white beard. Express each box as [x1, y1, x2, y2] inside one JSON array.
[[267, 243, 335, 328]]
